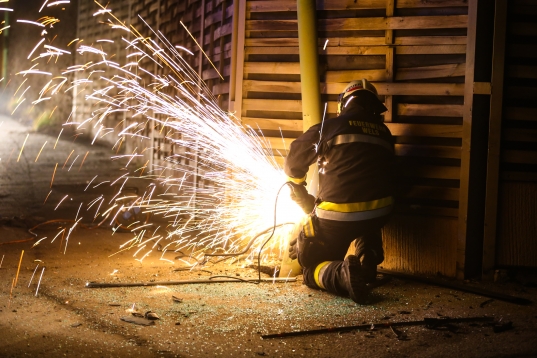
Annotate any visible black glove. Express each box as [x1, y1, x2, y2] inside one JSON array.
[[289, 237, 298, 260], [288, 182, 315, 214]]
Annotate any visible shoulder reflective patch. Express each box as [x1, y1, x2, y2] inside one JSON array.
[[327, 133, 392, 152]]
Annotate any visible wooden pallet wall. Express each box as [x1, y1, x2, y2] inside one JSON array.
[[129, 0, 234, 191], [76, 0, 234, 178], [230, 0, 470, 276], [235, 0, 468, 220], [496, 0, 537, 268], [75, 0, 133, 146]]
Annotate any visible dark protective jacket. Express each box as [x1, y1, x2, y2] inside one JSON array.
[[284, 102, 395, 221]]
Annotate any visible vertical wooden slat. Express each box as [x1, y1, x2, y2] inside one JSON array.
[[198, 0, 206, 78], [231, 0, 246, 120], [218, 0, 226, 108], [384, 0, 395, 122], [228, 0, 239, 107], [458, 0, 478, 280], [482, 0, 507, 279]]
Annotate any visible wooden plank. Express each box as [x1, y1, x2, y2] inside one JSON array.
[[244, 46, 388, 56], [510, 22, 537, 37], [504, 85, 537, 100], [381, 83, 465, 96], [245, 37, 386, 47], [229, 0, 239, 107], [473, 82, 492, 94], [384, 0, 394, 123], [396, 63, 466, 81], [244, 36, 470, 47], [383, 215, 458, 275], [483, 0, 507, 279], [204, 22, 233, 43], [230, 0, 246, 118], [502, 128, 537, 142], [500, 172, 537, 182], [386, 123, 462, 138], [239, 80, 465, 96], [396, 45, 467, 55], [507, 43, 537, 58], [506, 65, 537, 80], [401, 165, 461, 180], [394, 206, 459, 217], [387, 0, 469, 8], [395, 144, 461, 159], [504, 107, 537, 121], [202, 65, 231, 80], [458, 0, 478, 280], [242, 99, 303, 115], [503, 128, 537, 142], [212, 81, 230, 95], [395, 36, 467, 45], [257, 136, 295, 151], [325, 69, 387, 82], [502, 150, 537, 165], [247, 0, 468, 12], [242, 117, 302, 132], [397, 104, 464, 117], [266, 160, 461, 181], [246, 15, 468, 32], [271, 155, 285, 167], [244, 62, 301, 75], [406, 186, 460, 201], [496, 183, 537, 267]]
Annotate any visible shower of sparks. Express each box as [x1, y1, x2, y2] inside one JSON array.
[[14, 250, 24, 287], [35, 141, 48, 162], [17, 19, 45, 27], [50, 162, 58, 187], [78, 151, 89, 171], [16, 134, 29, 162], [35, 267, 46, 296], [18, 2, 305, 263], [44, 189, 52, 203], [28, 264, 40, 287]]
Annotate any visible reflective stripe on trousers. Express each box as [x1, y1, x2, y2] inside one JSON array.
[[314, 261, 332, 289]]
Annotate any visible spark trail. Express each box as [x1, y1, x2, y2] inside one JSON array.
[[20, 1, 304, 263]]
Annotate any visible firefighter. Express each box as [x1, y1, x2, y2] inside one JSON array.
[[285, 79, 395, 304]]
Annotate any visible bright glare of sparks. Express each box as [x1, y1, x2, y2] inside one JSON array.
[[22, 2, 306, 261]]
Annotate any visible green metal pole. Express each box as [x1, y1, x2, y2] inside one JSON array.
[[279, 0, 322, 279], [297, 0, 321, 195], [297, 0, 322, 131]]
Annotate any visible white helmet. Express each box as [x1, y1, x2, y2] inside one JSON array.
[[337, 79, 386, 115]]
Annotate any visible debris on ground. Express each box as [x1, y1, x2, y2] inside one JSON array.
[[120, 316, 155, 326]]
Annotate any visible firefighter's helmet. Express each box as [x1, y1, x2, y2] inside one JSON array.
[[337, 79, 386, 115]]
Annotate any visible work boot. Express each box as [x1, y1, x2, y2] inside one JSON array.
[[340, 255, 368, 304], [361, 261, 378, 284], [360, 250, 380, 284]]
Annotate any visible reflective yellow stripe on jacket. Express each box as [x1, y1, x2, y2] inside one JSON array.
[[315, 196, 393, 222]]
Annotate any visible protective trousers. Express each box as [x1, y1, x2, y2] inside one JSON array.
[[299, 215, 389, 295]]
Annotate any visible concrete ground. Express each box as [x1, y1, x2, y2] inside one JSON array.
[[1, 115, 537, 357]]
